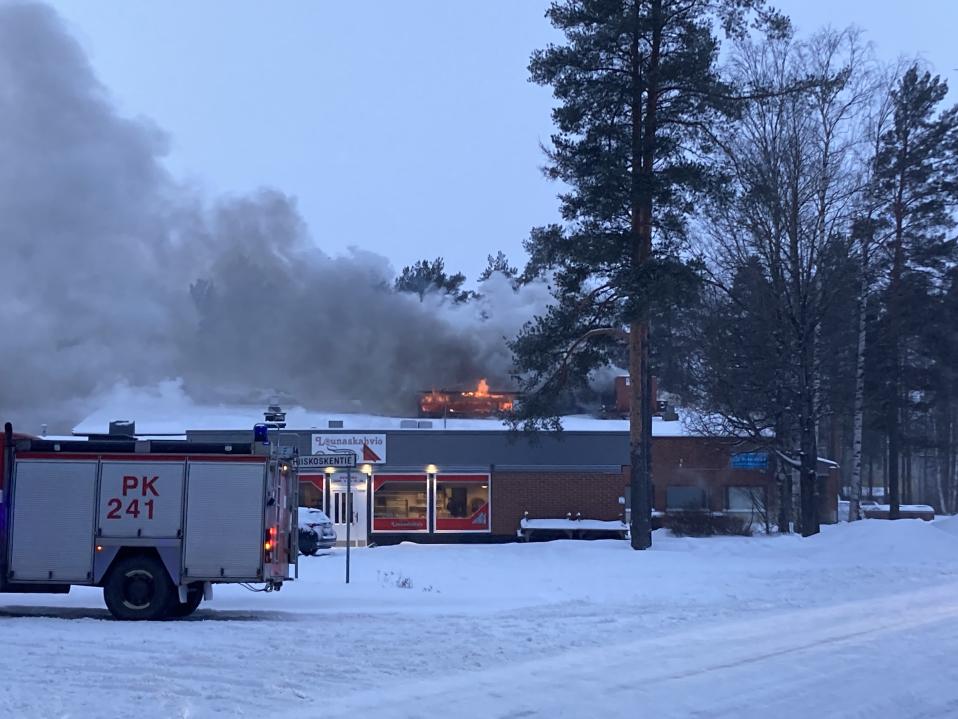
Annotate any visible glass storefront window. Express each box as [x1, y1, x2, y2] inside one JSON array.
[[435, 474, 490, 532], [372, 474, 428, 531], [727, 486, 766, 513], [299, 475, 325, 510], [666, 486, 707, 511]]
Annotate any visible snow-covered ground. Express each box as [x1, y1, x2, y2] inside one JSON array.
[[4, 519, 958, 718]]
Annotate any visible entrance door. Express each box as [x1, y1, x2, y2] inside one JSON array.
[[329, 471, 367, 547]]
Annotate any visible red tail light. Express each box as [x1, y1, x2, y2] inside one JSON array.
[[264, 526, 277, 559]]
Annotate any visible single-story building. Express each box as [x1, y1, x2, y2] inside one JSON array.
[[73, 394, 838, 545]]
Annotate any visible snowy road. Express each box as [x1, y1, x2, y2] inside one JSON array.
[[327, 583, 958, 719], [3, 520, 958, 718]]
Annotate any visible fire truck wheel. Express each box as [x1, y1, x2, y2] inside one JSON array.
[[103, 554, 176, 621], [168, 583, 204, 618]]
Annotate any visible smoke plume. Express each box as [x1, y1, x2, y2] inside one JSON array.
[[0, 3, 549, 432]]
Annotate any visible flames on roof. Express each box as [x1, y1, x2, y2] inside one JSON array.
[[419, 379, 518, 419]]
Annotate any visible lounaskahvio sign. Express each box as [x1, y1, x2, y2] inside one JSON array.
[[311, 434, 387, 464]]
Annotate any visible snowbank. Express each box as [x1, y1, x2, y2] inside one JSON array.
[[934, 515, 958, 537], [799, 518, 958, 564]]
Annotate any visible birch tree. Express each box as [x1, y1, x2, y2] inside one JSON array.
[[698, 28, 871, 535]]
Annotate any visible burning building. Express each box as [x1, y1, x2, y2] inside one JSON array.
[[419, 379, 519, 419], [75, 377, 839, 549]]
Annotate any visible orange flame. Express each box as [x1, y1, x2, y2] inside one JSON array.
[[462, 378, 490, 397], [419, 379, 515, 417]]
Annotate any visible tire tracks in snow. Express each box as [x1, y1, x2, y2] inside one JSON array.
[[311, 582, 958, 719]]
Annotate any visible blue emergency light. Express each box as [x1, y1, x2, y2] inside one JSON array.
[[253, 423, 269, 444]]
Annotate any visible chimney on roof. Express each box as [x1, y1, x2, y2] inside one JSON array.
[[109, 420, 135, 436], [264, 401, 286, 428], [613, 375, 659, 416]]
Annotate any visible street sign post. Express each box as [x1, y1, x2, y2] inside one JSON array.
[[297, 453, 357, 470], [346, 466, 351, 584], [296, 454, 356, 584]]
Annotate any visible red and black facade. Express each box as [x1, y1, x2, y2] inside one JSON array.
[[189, 426, 840, 544]]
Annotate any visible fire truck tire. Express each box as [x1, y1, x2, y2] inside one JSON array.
[[103, 554, 177, 621], [168, 583, 204, 618]]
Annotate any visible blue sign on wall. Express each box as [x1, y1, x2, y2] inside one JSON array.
[[731, 451, 769, 470]]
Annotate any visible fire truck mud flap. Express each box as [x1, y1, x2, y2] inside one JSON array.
[[156, 544, 182, 586], [92, 546, 121, 584]]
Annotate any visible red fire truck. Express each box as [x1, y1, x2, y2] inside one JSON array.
[[0, 422, 298, 620]]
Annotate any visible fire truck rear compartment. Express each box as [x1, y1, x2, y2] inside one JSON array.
[[6, 457, 269, 588]]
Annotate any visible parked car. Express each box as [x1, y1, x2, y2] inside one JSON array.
[[298, 507, 337, 555]]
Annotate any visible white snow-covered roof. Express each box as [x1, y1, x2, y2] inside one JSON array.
[[39, 434, 187, 442], [72, 380, 702, 437]]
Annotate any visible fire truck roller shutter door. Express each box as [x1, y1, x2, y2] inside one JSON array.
[[9, 460, 98, 582], [183, 462, 266, 580]]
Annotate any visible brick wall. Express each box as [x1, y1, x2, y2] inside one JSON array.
[[489, 438, 780, 535], [382, 437, 836, 540], [651, 438, 773, 512], [491, 470, 627, 535]]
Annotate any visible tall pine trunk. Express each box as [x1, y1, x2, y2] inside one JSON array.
[[627, 0, 661, 551], [628, 324, 653, 549], [887, 186, 905, 520]]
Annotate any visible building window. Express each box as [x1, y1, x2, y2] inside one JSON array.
[[666, 486, 707, 512], [727, 486, 766, 513], [435, 474, 490, 532], [299, 475, 325, 510], [372, 474, 428, 532]]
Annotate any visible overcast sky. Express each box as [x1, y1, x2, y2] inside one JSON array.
[[50, 1, 958, 282]]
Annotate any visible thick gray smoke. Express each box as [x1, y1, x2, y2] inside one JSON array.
[[0, 3, 549, 432]]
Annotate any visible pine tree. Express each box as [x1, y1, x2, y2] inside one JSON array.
[[394, 257, 473, 303], [478, 251, 519, 283], [927, 268, 958, 512], [512, 0, 787, 549], [872, 66, 958, 519]]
